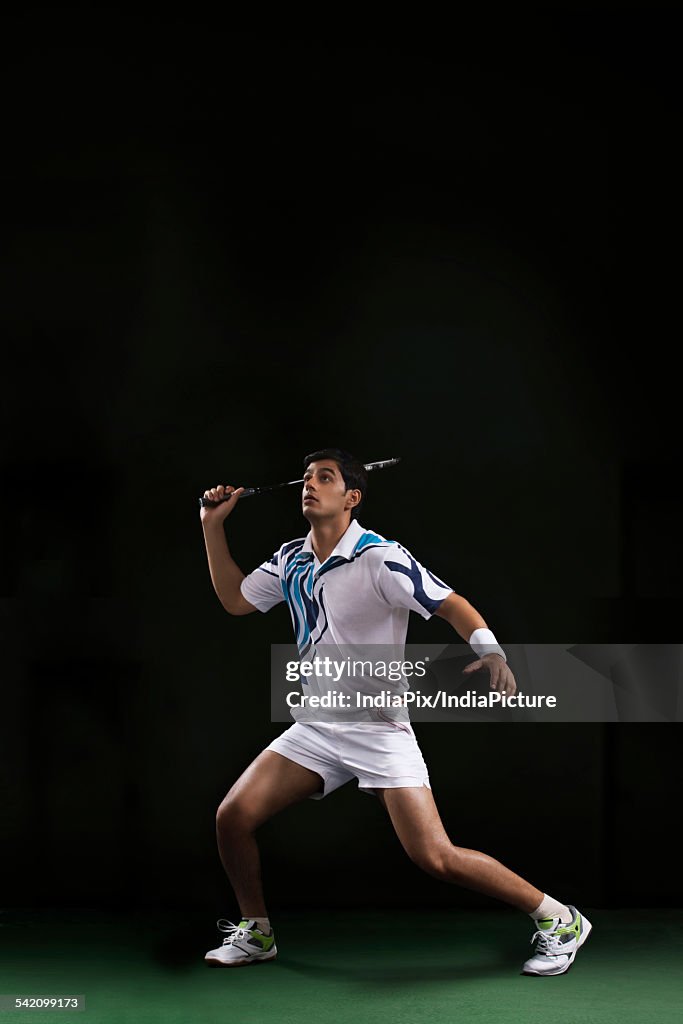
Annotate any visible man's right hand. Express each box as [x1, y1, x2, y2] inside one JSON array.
[[200, 484, 245, 525]]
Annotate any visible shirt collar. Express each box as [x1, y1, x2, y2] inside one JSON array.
[[301, 519, 364, 563]]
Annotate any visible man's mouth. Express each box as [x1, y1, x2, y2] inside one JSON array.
[[303, 496, 318, 503]]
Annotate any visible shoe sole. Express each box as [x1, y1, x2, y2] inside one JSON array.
[[205, 951, 278, 968], [522, 916, 593, 977]]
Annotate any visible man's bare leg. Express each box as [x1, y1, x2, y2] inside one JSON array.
[[376, 786, 543, 911], [216, 750, 323, 918]]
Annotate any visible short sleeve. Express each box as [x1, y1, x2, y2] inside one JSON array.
[[240, 549, 285, 613], [378, 543, 453, 620]]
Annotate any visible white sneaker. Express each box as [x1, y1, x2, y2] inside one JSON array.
[[523, 905, 592, 976], [204, 918, 278, 968]]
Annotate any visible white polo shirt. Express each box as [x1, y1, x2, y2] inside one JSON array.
[[240, 518, 453, 658]]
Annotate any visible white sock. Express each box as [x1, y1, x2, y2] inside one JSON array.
[[241, 915, 272, 935], [530, 894, 572, 924]]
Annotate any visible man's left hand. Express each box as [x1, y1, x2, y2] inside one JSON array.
[[462, 654, 517, 696]]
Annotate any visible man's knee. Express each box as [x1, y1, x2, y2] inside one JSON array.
[[216, 794, 257, 834], [407, 842, 464, 883]]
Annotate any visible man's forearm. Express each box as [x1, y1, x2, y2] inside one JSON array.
[[436, 593, 507, 662], [435, 592, 487, 640], [202, 521, 246, 613]]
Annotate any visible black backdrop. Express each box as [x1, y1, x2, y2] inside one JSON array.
[[3, 11, 680, 911]]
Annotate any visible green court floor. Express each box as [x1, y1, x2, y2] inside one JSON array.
[[1, 909, 681, 1024]]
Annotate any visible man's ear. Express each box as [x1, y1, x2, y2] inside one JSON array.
[[345, 488, 361, 510]]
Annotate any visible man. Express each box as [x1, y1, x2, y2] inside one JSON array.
[[200, 448, 592, 976]]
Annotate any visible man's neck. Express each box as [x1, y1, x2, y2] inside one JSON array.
[[310, 517, 352, 564]]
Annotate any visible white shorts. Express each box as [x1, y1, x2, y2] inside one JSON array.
[[265, 720, 432, 799]]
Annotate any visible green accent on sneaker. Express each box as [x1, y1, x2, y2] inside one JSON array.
[[237, 920, 275, 951], [554, 911, 581, 941], [537, 918, 558, 931]]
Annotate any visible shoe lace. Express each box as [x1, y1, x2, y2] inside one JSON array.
[[216, 918, 250, 946], [530, 927, 564, 955]]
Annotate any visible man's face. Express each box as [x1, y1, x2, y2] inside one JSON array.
[[302, 460, 359, 522]]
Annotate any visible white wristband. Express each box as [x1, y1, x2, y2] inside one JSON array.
[[469, 627, 507, 662]]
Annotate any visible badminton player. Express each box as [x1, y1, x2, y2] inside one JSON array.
[[200, 448, 592, 975]]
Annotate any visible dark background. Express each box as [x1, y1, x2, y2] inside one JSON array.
[[2, 11, 680, 912]]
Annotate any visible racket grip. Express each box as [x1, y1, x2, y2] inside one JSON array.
[[199, 488, 256, 508]]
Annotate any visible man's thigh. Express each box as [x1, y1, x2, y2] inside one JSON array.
[[375, 785, 451, 858], [220, 750, 324, 829]]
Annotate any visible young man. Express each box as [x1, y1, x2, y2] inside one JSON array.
[[200, 448, 592, 976]]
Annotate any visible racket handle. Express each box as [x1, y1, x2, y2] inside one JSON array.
[[199, 488, 256, 508]]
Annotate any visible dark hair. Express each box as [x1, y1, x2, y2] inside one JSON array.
[[303, 448, 368, 520]]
